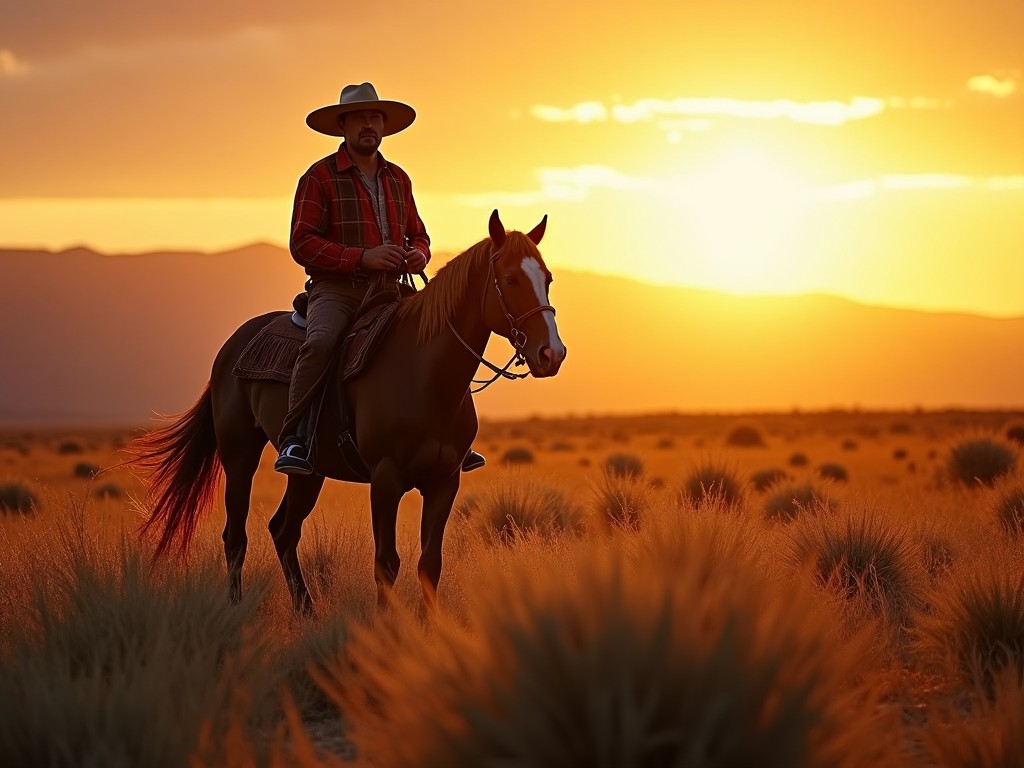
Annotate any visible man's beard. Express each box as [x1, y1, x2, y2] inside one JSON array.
[[350, 133, 381, 156]]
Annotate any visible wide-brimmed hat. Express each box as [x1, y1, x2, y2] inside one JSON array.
[[305, 82, 416, 137]]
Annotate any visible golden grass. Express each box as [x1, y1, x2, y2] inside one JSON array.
[[1, 410, 1023, 765]]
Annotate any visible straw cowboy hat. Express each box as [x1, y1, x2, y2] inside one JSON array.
[[305, 82, 416, 137]]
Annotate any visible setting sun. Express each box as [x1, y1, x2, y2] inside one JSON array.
[[676, 146, 812, 294]]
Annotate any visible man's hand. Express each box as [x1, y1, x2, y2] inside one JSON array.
[[360, 244, 407, 271], [404, 248, 427, 273]]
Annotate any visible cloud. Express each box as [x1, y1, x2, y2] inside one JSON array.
[[0, 49, 30, 77], [968, 73, 1019, 98], [531, 96, 888, 127]]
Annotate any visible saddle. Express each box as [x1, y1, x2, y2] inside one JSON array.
[[232, 276, 417, 480]]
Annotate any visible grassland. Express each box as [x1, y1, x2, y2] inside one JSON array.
[[3, 409, 1024, 766]]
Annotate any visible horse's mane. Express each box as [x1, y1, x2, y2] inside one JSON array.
[[397, 232, 535, 343]]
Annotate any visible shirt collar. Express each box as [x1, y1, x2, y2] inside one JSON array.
[[336, 142, 389, 174]]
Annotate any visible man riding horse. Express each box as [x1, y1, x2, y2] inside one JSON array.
[[276, 81, 484, 475]]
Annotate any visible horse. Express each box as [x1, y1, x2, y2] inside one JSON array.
[[130, 210, 566, 614]]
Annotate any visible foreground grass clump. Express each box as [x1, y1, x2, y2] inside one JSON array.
[[341, 528, 890, 767], [678, 460, 744, 509], [992, 481, 1024, 535], [764, 482, 833, 523], [789, 509, 925, 627], [464, 473, 581, 543], [922, 675, 1024, 767], [0, 481, 37, 514], [946, 434, 1017, 487], [916, 565, 1024, 693], [0, 521, 283, 767]]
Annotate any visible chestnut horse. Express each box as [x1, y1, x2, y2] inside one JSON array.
[[132, 211, 566, 613]]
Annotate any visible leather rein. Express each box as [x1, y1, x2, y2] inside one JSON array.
[[445, 245, 556, 393]]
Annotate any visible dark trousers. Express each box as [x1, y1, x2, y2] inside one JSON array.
[[280, 278, 369, 443]]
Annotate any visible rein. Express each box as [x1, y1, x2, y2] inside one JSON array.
[[446, 244, 556, 393]]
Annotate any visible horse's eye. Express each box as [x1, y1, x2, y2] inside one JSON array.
[[502, 275, 516, 284]]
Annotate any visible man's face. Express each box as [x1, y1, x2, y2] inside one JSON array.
[[340, 109, 385, 156]]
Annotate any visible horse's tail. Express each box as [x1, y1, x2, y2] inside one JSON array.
[[132, 383, 222, 559]]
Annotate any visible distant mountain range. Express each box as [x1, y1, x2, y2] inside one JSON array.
[[2, 243, 1023, 425]]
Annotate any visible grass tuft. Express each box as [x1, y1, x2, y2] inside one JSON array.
[[590, 471, 652, 531], [500, 446, 535, 465], [993, 481, 1024, 536], [469, 473, 582, 543], [946, 434, 1017, 487], [764, 482, 833, 523], [678, 459, 744, 509], [724, 423, 766, 447], [602, 452, 645, 479], [0, 481, 37, 514], [750, 467, 788, 492]]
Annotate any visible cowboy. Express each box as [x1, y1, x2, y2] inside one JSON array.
[[276, 82, 485, 475]]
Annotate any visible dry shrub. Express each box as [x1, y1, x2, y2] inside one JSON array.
[[470, 473, 581, 543], [590, 471, 652, 531], [893, 448, 908, 461], [93, 483, 124, 501], [1005, 422, 1024, 446], [817, 463, 849, 483], [73, 462, 100, 479], [840, 439, 858, 451], [789, 452, 810, 467], [789, 509, 925, 627], [500, 446, 535, 465], [916, 564, 1024, 693], [678, 460, 744, 510], [946, 434, 1017, 487], [602, 452, 645, 479], [0, 482, 37, 515], [750, 467, 788, 492], [548, 440, 575, 452], [992, 481, 1024, 535], [764, 482, 833, 523], [724, 424, 765, 447], [56, 440, 84, 455], [340, 530, 892, 767]]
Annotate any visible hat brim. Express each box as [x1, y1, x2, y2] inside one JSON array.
[[305, 100, 416, 137]]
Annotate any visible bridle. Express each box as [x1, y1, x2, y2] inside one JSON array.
[[446, 243, 557, 393]]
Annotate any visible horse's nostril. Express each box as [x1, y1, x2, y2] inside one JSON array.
[[540, 346, 553, 367]]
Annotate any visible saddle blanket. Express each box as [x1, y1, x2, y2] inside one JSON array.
[[232, 301, 401, 384]]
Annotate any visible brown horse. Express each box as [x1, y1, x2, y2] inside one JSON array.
[[131, 210, 566, 613]]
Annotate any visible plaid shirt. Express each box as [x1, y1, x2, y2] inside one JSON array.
[[289, 143, 431, 278]]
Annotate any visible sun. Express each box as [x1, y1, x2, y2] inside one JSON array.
[[673, 145, 813, 294]]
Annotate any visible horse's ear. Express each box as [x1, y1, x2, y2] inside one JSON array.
[[488, 209, 506, 248], [527, 215, 548, 246]]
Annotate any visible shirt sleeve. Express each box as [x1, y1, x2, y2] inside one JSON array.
[[403, 177, 431, 263], [289, 173, 363, 272]]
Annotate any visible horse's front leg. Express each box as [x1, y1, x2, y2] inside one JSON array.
[[417, 471, 460, 615], [370, 462, 405, 609], [270, 474, 325, 615]]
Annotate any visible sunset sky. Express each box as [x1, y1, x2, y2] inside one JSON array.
[[2, 0, 1022, 316]]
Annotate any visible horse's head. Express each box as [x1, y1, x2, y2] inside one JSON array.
[[483, 210, 567, 378]]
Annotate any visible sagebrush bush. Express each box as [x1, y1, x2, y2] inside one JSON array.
[[500, 446, 535, 465], [340, 532, 891, 767], [750, 467, 788, 492], [916, 566, 1024, 692], [678, 460, 744, 509], [724, 424, 765, 447], [764, 482, 832, 523], [947, 434, 1017, 487], [471, 474, 581, 543], [789, 510, 925, 626], [602, 452, 644, 479], [0, 482, 37, 514]]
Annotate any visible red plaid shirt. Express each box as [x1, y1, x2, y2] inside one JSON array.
[[289, 143, 431, 278]]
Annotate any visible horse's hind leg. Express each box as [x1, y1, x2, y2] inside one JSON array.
[[271, 474, 325, 615], [417, 473, 460, 614], [221, 434, 266, 603]]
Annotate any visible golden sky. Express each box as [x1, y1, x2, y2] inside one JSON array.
[[1, 0, 1022, 315]]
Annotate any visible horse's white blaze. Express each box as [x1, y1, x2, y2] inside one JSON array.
[[521, 257, 565, 354]]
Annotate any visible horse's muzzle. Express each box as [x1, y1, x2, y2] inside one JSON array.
[[533, 343, 566, 377]]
